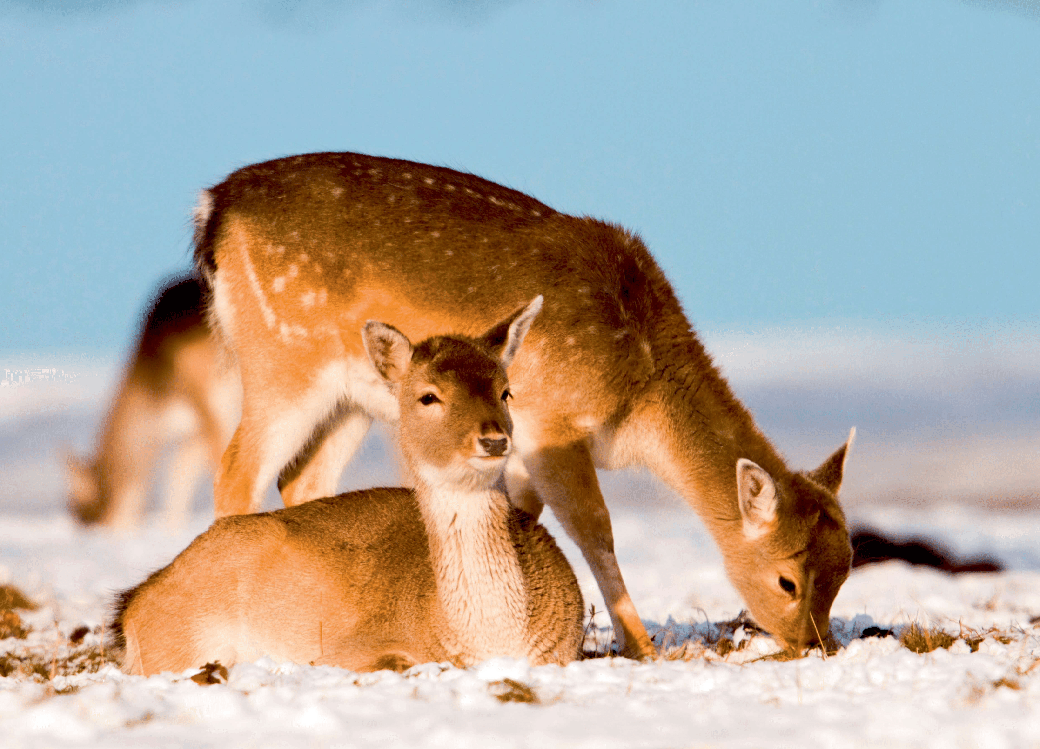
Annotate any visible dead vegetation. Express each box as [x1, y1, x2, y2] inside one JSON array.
[[1, 610, 31, 641], [581, 603, 1039, 667], [0, 640, 107, 685], [898, 622, 1021, 654], [488, 678, 540, 704], [190, 661, 229, 685], [0, 584, 110, 687], [0, 584, 38, 613], [0, 584, 37, 641], [900, 624, 958, 654]]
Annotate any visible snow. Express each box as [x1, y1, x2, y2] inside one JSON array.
[[3, 510, 1040, 748], [2, 335, 1040, 748]]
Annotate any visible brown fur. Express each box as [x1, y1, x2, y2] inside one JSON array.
[[68, 275, 239, 529], [111, 491, 583, 674], [112, 307, 584, 675], [194, 152, 853, 656]]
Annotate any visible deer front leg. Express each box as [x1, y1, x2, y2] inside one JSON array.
[[278, 407, 373, 506], [525, 442, 657, 660]]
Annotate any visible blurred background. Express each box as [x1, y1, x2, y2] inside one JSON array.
[[1, 0, 1038, 531]]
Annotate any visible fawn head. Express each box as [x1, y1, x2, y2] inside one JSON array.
[[362, 297, 542, 490], [726, 430, 855, 653]]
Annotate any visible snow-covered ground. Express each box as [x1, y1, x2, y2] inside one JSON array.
[[2, 325, 1039, 748]]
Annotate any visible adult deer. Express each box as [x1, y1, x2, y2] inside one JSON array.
[[112, 300, 585, 674], [194, 152, 854, 657], [67, 275, 239, 530]]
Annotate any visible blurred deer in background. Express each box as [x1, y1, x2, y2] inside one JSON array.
[[67, 275, 239, 530], [113, 299, 585, 675], [193, 151, 853, 658]]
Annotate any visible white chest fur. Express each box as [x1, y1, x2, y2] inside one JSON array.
[[416, 479, 531, 662]]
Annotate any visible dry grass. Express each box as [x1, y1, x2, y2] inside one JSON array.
[[488, 678, 539, 704], [0, 584, 111, 688], [190, 662, 229, 685], [900, 624, 957, 654], [0, 642, 107, 685], [0, 585, 38, 613], [0, 610, 31, 640], [580, 604, 611, 659], [0, 585, 37, 641], [651, 615, 1034, 665], [993, 677, 1021, 690], [896, 621, 1023, 655]]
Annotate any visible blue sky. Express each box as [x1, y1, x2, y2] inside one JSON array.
[[2, 0, 1038, 355]]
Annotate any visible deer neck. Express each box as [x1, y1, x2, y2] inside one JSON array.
[[624, 324, 790, 547], [413, 472, 531, 663], [92, 377, 156, 500]]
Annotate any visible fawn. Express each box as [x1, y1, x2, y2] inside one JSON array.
[[193, 151, 853, 657], [111, 298, 585, 674], [67, 275, 238, 530]]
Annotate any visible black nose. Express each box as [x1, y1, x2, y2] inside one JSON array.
[[478, 437, 509, 457]]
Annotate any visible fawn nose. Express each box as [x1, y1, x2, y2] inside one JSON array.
[[478, 436, 510, 457]]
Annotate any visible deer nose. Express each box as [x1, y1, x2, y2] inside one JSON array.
[[478, 436, 510, 457]]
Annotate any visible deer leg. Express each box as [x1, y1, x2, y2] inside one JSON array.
[[525, 442, 657, 659], [279, 407, 373, 506], [192, 377, 238, 469], [101, 387, 163, 530], [214, 393, 340, 517], [105, 475, 150, 531], [162, 435, 209, 531], [505, 454, 545, 518]]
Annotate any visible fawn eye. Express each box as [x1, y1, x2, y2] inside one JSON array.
[[501, 389, 512, 402], [419, 393, 440, 406], [778, 576, 797, 596]]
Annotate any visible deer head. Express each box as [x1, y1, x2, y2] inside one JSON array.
[[362, 297, 542, 492], [726, 430, 855, 653]]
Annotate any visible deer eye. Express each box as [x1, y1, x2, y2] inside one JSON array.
[[501, 389, 512, 402], [419, 393, 440, 406], [778, 576, 797, 596]]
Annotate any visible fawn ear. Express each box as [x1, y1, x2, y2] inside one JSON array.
[[737, 459, 779, 540], [362, 322, 413, 383], [808, 427, 856, 495], [480, 295, 543, 369]]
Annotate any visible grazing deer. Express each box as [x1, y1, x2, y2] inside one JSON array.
[[193, 151, 854, 657], [67, 275, 239, 530], [112, 300, 585, 675]]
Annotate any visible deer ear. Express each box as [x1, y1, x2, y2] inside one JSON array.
[[480, 295, 543, 369], [737, 459, 779, 540], [362, 322, 413, 383], [809, 427, 855, 495]]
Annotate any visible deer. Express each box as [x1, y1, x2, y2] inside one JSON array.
[[111, 299, 585, 675], [192, 151, 854, 658], [67, 275, 239, 530]]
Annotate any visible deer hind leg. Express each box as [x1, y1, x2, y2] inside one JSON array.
[[505, 454, 545, 518], [278, 406, 373, 506], [214, 390, 344, 517], [105, 475, 150, 531], [161, 434, 209, 531], [525, 441, 656, 660]]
